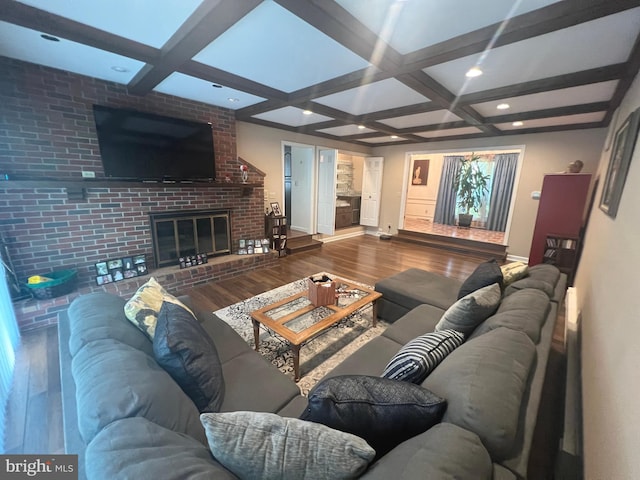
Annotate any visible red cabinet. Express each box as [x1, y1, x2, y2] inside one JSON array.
[[528, 174, 591, 267]]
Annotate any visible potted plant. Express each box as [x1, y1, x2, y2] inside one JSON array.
[[453, 154, 490, 227]]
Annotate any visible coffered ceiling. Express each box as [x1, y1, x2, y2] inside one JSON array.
[[1, 0, 640, 146]]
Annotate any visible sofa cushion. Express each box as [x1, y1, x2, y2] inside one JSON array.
[[124, 277, 195, 339], [375, 268, 461, 311], [320, 336, 403, 381], [469, 288, 550, 343], [527, 263, 561, 287], [500, 261, 529, 286], [360, 423, 493, 480], [435, 283, 501, 336], [458, 259, 504, 299], [423, 327, 536, 461], [67, 292, 153, 357], [219, 351, 303, 413], [301, 375, 446, 457], [382, 329, 465, 383], [382, 303, 445, 345], [72, 338, 206, 445], [504, 277, 554, 298], [86, 417, 235, 480], [200, 411, 375, 480], [153, 301, 225, 413]]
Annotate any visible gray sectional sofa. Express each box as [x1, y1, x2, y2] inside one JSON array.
[[58, 263, 564, 480]]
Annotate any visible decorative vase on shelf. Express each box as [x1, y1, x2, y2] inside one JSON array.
[[240, 165, 249, 184]]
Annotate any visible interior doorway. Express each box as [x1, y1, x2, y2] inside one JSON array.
[[400, 147, 524, 246], [283, 142, 315, 235]]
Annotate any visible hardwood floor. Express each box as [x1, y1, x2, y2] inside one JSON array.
[[4, 235, 565, 478]]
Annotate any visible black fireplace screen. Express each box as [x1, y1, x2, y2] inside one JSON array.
[[149, 209, 231, 267]]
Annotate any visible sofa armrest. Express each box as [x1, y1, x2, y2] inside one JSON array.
[[58, 311, 87, 480]]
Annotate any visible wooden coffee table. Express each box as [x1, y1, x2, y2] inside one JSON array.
[[250, 277, 382, 381]]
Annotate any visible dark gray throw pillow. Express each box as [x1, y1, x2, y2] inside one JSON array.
[[153, 301, 225, 413], [458, 259, 504, 299], [300, 375, 446, 457]]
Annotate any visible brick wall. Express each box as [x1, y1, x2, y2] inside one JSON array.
[[0, 57, 270, 330]]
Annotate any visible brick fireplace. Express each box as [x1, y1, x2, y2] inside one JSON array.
[[0, 57, 273, 331]]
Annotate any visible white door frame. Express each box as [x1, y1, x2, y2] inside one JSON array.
[[399, 145, 526, 244], [281, 141, 315, 234]]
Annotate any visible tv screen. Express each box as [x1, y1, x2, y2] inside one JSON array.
[[93, 105, 215, 181]]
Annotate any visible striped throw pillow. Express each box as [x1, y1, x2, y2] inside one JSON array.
[[382, 330, 465, 384]]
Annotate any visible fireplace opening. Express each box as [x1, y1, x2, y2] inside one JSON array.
[[149, 209, 231, 267]]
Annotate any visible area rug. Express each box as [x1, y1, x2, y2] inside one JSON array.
[[213, 273, 388, 395]]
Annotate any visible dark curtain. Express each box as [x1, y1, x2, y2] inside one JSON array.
[[433, 156, 463, 225], [486, 153, 519, 232]]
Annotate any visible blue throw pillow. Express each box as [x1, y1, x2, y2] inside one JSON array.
[[153, 301, 225, 413], [300, 375, 446, 457]]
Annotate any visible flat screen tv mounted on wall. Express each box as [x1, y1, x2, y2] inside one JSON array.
[[93, 105, 216, 182]]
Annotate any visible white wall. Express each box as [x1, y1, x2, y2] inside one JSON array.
[[574, 73, 640, 479], [236, 122, 371, 212], [372, 130, 607, 257]]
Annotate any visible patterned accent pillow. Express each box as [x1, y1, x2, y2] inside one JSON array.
[[382, 329, 465, 383], [435, 283, 502, 336], [200, 411, 375, 480], [500, 261, 529, 286], [124, 277, 195, 339]]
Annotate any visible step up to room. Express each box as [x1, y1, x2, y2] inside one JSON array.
[[286, 230, 323, 254], [395, 229, 507, 260]]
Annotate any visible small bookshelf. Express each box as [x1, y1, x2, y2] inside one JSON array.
[[542, 234, 580, 283], [265, 215, 287, 257]]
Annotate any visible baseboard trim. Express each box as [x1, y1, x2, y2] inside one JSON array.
[[506, 254, 528, 263], [320, 230, 366, 243]]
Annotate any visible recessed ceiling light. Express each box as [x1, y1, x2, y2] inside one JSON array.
[[497, 103, 510, 110], [40, 34, 60, 42], [512, 121, 524, 127], [211, 83, 223, 88], [391, 135, 399, 139], [111, 66, 129, 73], [228, 97, 239, 103], [302, 110, 313, 115], [465, 66, 483, 78], [357, 125, 366, 130]]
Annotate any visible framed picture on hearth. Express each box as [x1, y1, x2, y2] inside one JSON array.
[[96, 273, 113, 285], [95, 261, 108, 276], [132, 254, 148, 276], [600, 106, 640, 218]]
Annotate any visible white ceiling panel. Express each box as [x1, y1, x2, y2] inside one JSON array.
[[0, 21, 145, 84], [424, 8, 640, 96], [17, 0, 204, 48], [155, 73, 265, 110], [358, 136, 408, 144], [317, 125, 376, 136], [416, 127, 484, 138], [193, 0, 371, 93], [335, 0, 561, 55], [472, 81, 619, 116], [314, 78, 429, 115], [253, 107, 333, 127], [496, 112, 606, 130], [379, 110, 463, 129]]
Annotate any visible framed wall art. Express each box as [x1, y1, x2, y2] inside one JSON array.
[[411, 159, 430, 186], [600, 107, 640, 218]]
